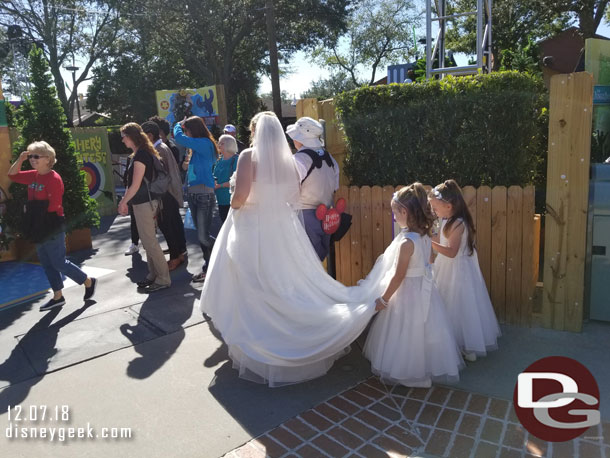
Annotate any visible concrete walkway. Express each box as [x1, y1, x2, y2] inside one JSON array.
[[0, 214, 608, 457]]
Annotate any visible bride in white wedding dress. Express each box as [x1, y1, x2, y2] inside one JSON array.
[[198, 112, 377, 386]]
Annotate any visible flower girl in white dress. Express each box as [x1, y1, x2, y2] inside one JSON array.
[[428, 179, 501, 362], [362, 183, 464, 388]]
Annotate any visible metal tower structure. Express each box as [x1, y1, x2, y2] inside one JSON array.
[[426, 0, 492, 79]]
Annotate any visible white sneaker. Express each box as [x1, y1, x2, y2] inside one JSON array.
[[125, 243, 139, 255]]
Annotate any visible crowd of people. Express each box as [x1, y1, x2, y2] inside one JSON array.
[[7, 110, 500, 389]]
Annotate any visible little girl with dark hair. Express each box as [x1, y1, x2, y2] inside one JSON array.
[[361, 182, 463, 388], [428, 179, 501, 362]]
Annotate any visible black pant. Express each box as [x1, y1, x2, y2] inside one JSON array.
[[157, 193, 187, 260], [218, 204, 230, 222], [129, 205, 139, 244]]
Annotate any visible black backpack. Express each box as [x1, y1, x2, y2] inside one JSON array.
[[144, 155, 170, 199], [298, 149, 334, 185]]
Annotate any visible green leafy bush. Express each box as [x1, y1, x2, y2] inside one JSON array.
[[334, 71, 548, 188]]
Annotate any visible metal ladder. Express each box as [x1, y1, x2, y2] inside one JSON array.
[[425, 0, 492, 79]]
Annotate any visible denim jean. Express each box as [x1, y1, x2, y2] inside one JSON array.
[[302, 209, 331, 261], [188, 192, 217, 271], [36, 231, 88, 292]]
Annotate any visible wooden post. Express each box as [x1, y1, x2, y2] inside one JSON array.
[[542, 73, 593, 332]]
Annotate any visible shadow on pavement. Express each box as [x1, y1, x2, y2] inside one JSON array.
[[0, 300, 97, 411], [120, 285, 200, 379]]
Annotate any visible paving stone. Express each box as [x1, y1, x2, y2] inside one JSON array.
[[390, 385, 411, 397], [300, 410, 333, 432], [373, 434, 412, 456], [342, 418, 378, 440], [474, 441, 500, 458], [386, 425, 426, 450], [369, 401, 401, 422], [354, 383, 386, 400], [480, 418, 504, 443], [458, 413, 482, 437], [466, 393, 489, 415], [550, 440, 574, 458], [416, 403, 442, 427], [428, 386, 452, 406], [447, 390, 470, 410], [233, 443, 266, 458], [268, 426, 303, 449], [500, 447, 526, 458], [401, 399, 423, 420], [327, 426, 366, 450], [294, 444, 328, 458], [356, 444, 391, 458], [315, 402, 348, 423], [408, 387, 431, 401], [343, 388, 376, 407], [502, 423, 527, 449], [423, 428, 451, 456], [251, 435, 287, 458], [524, 437, 548, 457], [312, 434, 350, 457], [507, 406, 519, 423], [365, 377, 388, 392], [447, 434, 475, 458], [380, 395, 405, 411], [436, 408, 461, 431], [488, 398, 510, 420], [283, 417, 318, 440], [355, 410, 391, 431], [578, 440, 603, 458], [328, 395, 361, 416], [17, 307, 160, 374]]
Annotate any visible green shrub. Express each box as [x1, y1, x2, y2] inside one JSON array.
[[334, 71, 548, 189]]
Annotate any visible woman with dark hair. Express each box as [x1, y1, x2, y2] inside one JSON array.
[[118, 122, 170, 293], [174, 116, 218, 282]]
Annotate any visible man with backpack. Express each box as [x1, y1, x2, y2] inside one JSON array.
[[287, 117, 339, 261], [141, 121, 187, 271]]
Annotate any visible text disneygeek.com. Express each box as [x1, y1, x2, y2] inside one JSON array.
[[5, 405, 133, 442]]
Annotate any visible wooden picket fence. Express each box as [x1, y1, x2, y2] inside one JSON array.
[[333, 185, 540, 326]]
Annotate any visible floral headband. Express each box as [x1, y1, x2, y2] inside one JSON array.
[[431, 186, 448, 202], [392, 192, 408, 210]]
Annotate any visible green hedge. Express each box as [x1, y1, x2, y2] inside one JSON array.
[[334, 71, 548, 189]]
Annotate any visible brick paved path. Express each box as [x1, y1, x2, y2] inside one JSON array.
[[224, 377, 610, 458]]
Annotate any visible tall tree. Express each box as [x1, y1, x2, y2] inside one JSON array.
[[0, 0, 123, 125], [312, 0, 421, 86]]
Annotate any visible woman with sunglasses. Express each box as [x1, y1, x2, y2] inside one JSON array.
[[8, 141, 97, 311]]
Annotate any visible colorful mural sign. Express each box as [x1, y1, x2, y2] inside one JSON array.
[[69, 127, 116, 216], [156, 86, 220, 127]]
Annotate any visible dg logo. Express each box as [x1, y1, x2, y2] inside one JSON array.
[[513, 356, 600, 442]]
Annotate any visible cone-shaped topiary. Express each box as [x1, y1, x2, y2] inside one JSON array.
[[5, 46, 99, 236]]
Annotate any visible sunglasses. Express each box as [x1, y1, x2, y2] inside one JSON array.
[[28, 154, 47, 160]]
